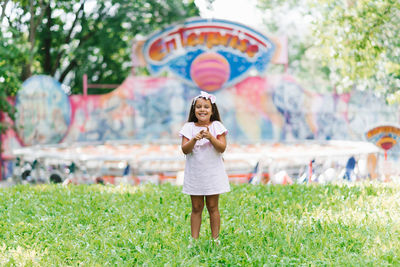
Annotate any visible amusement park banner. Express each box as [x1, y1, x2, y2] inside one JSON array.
[[366, 125, 400, 158], [139, 18, 276, 91]]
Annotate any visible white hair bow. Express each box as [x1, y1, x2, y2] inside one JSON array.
[[193, 91, 216, 104]]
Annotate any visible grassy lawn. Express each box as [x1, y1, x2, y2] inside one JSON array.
[[0, 182, 399, 265]]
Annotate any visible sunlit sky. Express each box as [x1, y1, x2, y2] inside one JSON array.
[[195, 0, 264, 29], [194, 0, 311, 37]]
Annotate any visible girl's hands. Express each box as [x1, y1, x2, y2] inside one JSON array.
[[182, 126, 226, 154], [201, 127, 212, 140], [195, 127, 211, 140], [181, 129, 208, 154], [203, 126, 226, 153], [194, 130, 204, 141]]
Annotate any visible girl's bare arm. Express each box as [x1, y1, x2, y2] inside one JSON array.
[[181, 131, 203, 154], [203, 128, 226, 153]]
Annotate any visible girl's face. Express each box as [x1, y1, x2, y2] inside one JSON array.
[[194, 97, 213, 124]]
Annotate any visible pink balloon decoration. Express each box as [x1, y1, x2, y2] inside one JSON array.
[[190, 52, 230, 92]]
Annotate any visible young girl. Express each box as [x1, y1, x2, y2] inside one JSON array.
[[179, 91, 230, 240]]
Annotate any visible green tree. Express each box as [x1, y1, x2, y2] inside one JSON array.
[[312, 0, 400, 100], [257, 0, 400, 100], [0, 27, 29, 133], [0, 0, 199, 137], [256, 0, 333, 93], [1, 0, 199, 95]]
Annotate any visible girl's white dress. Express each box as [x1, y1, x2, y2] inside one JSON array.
[[179, 121, 230, 195]]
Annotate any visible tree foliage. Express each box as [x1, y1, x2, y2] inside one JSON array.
[[257, 0, 400, 99], [312, 0, 400, 98], [1, 0, 199, 95], [0, 0, 199, 134], [256, 0, 333, 93], [0, 27, 27, 133]]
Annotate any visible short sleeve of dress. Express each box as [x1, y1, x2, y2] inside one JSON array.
[[213, 121, 228, 136], [179, 122, 192, 139]]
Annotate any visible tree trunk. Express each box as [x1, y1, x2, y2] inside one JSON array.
[[43, 5, 52, 74], [21, 65, 32, 81], [59, 60, 77, 83], [21, 0, 48, 81]]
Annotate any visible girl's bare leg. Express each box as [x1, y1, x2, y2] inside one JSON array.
[[190, 195, 204, 239], [205, 194, 220, 239]]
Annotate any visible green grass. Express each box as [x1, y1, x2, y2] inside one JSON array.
[[1, 182, 400, 266]]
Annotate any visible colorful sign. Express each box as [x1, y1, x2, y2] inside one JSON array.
[[142, 17, 276, 91], [15, 75, 71, 145], [366, 125, 400, 152]]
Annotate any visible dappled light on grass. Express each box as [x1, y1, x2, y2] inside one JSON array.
[[305, 182, 400, 261], [0, 244, 46, 266], [309, 182, 400, 226], [82, 183, 149, 195]]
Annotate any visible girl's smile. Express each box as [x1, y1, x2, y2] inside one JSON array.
[[194, 98, 212, 125]]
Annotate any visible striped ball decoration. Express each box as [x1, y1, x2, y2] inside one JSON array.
[[190, 52, 230, 92]]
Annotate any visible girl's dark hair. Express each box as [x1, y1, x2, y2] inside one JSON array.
[[187, 97, 222, 122]]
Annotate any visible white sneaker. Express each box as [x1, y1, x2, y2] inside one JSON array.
[[212, 238, 220, 246], [188, 237, 196, 248]]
